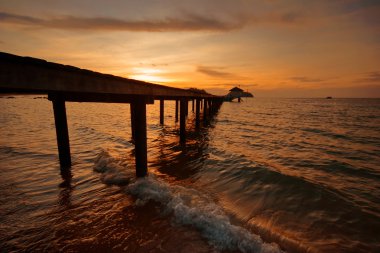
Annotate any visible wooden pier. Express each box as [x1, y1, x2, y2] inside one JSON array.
[[0, 52, 223, 177]]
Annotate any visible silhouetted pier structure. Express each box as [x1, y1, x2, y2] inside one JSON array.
[[0, 52, 223, 177]]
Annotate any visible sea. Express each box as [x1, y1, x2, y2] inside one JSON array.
[[0, 96, 379, 253]]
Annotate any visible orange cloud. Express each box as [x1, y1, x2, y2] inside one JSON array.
[[357, 71, 380, 84], [197, 66, 238, 78], [0, 12, 244, 32], [289, 76, 326, 83]]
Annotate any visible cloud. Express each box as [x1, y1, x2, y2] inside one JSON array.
[[281, 12, 304, 23], [197, 66, 237, 78], [0, 8, 314, 34], [235, 83, 258, 87], [208, 83, 258, 88], [289, 76, 325, 83], [358, 71, 380, 83], [335, 0, 380, 28], [0, 11, 244, 32], [339, 0, 380, 13], [259, 10, 308, 25]]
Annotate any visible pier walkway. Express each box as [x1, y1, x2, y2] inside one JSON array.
[[0, 52, 223, 177]]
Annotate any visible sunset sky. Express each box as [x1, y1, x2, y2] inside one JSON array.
[[1, 0, 379, 97]]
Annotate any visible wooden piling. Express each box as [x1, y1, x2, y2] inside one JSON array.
[[130, 103, 136, 141], [160, 99, 164, 125], [180, 98, 187, 143], [185, 99, 188, 117], [209, 100, 212, 115], [196, 98, 200, 128], [175, 100, 179, 122], [132, 98, 148, 177], [51, 96, 71, 168], [203, 99, 208, 123], [192, 99, 194, 112]]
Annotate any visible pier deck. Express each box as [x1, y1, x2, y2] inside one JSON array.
[[0, 52, 223, 176]]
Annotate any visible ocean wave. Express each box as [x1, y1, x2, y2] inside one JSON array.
[[301, 127, 350, 140], [75, 126, 134, 147], [93, 150, 133, 185], [93, 150, 283, 253], [0, 145, 56, 158]]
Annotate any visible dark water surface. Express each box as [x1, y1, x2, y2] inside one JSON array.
[[0, 97, 379, 252]]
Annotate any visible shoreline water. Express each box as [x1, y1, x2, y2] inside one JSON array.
[[1, 96, 379, 252]]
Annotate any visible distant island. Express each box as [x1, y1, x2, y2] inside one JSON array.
[[224, 87, 254, 102]]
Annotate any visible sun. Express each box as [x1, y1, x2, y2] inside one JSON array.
[[129, 67, 170, 83]]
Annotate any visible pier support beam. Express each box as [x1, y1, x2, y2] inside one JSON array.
[[132, 98, 148, 177], [203, 99, 208, 123], [175, 100, 179, 122], [180, 98, 187, 143], [51, 96, 71, 168], [192, 99, 194, 112], [185, 100, 188, 117], [130, 103, 136, 141], [160, 99, 164, 125], [195, 98, 200, 128]]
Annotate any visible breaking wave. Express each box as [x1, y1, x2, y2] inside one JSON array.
[[94, 149, 283, 253], [93, 150, 134, 185]]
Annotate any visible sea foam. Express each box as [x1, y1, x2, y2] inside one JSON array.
[[94, 149, 283, 253], [93, 150, 133, 185]]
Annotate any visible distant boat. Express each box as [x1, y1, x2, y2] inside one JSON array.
[[326, 96, 332, 99]]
